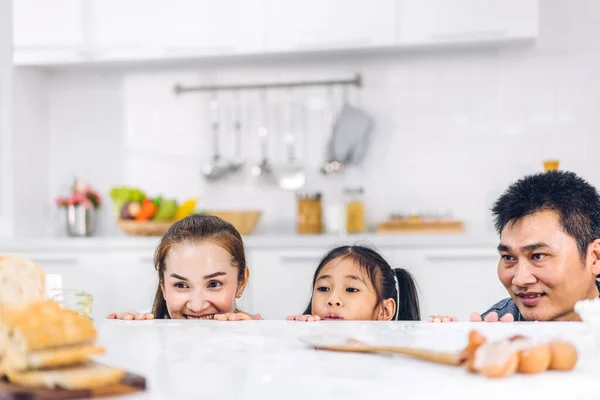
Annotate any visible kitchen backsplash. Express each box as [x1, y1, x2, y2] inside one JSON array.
[[12, 1, 600, 237]]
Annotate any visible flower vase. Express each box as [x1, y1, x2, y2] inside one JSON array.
[[66, 205, 96, 237]]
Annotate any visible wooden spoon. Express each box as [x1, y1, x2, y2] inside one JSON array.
[[304, 337, 462, 366]]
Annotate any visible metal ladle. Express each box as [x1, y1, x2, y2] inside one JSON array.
[[202, 96, 231, 181], [251, 90, 275, 183], [278, 91, 306, 190], [229, 91, 245, 172]]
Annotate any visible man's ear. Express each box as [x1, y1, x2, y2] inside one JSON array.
[[589, 239, 600, 276]]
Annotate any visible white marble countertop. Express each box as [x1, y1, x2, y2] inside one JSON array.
[[93, 320, 600, 400], [0, 232, 500, 253]]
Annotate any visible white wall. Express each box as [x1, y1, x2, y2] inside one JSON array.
[[15, 0, 600, 238]]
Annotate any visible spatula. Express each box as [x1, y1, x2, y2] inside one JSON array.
[[303, 337, 462, 367]]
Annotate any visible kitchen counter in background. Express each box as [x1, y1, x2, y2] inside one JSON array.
[[0, 232, 500, 253]]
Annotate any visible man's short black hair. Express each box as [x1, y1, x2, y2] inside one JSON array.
[[492, 170, 600, 259]]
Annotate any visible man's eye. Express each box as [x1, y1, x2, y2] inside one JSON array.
[[316, 286, 330, 292], [532, 253, 547, 261], [501, 255, 515, 262]]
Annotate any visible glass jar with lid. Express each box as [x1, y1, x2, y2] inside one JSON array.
[[344, 186, 366, 233]]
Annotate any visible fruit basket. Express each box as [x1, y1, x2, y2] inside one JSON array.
[[205, 210, 262, 235], [110, 187, 197, 237], [115, 219, 174, 236]]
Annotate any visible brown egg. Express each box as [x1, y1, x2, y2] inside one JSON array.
[[518, 344, 552, 374], [480, 351, 519, 378], [548, 341, 578, 371]]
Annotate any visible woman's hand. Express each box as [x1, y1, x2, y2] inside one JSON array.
[[214, 312, 263, 321], [285, 314, 321, 322], [106, 311, 154, 320]]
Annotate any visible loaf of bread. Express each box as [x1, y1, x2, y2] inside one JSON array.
[[4, 300, 97, 352], [6, 362, 125, 390], [0, 255, 46, 309]]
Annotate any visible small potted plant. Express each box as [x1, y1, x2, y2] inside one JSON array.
[[55, 178, 102, 237]]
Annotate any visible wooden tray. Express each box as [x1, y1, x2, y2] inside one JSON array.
[[377, 218, 464, 233], [0, 370, 146, 400]]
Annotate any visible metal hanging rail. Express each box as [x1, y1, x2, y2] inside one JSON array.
[[173, 73, 362, 95]]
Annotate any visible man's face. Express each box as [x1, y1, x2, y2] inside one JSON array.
[[497, 210, 600, 321]]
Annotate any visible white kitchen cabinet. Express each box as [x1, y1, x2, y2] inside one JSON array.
[[12, 0, 88, 64], [247, 249, 325, 319], [400, 249, 508, 321], [102, 252, 158, 316], [397, 0, 538, 47], [0, 0, 12, 237], [264, 0, 396, 52]]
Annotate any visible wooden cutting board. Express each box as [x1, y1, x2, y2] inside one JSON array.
[[377, 218, 464, 233], [0, 370, 146, 400]]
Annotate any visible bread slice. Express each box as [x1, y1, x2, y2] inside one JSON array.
[[5, 300, 97, 352], [3, 342, 105, 371], [6, 363, 125, 390], [0, 255, 46, 309]]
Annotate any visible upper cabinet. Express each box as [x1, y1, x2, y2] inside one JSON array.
[[12, 0, 538, 67], [263, 0, 396, 52], [396, 0, 538, 46], [13, 0, 87, 64]]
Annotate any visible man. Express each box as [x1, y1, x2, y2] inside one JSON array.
[[429, 170, 600, 323]]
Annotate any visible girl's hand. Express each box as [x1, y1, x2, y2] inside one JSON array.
[[285, 314, 321, 322], [426, 315, 458, 323], [214, 312, 263, 321], [106, 311, 154, 320]]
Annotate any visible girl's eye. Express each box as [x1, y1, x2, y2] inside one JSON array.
[[345, 287, 359, 293], [174, 282, 188, 289], [207, 280, 223, 289], [316, 286, 330, 292]]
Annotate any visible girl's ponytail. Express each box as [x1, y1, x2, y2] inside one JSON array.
[[393, 268, 421, 321]]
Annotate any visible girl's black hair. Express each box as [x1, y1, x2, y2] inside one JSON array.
[[302, 245, 421, 321]]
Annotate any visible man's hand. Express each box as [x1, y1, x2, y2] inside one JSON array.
[[469, 311, 514, 322]]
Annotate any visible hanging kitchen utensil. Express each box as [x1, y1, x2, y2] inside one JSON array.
[[278, 90, 306, 191], [320, 86, 345, 175], [251, 90, 276, 184], [229, 91, 245, 172], [201, 95, 231, 181]]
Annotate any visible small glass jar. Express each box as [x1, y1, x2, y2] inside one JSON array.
[[344, 187, 366, 233], [296, 192, 323, 234], [49, 289, 93, 319]]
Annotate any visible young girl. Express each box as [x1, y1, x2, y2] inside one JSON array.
[[107, 214, 260, 321], [286, 245, 421, 321]]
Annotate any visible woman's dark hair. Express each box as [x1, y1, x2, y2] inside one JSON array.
[[492, 170, 600, 262], [151, 214, 247, 319], [303, 245, 421, 321]]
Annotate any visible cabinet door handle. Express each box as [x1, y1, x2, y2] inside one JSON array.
[[31, 258, 78, 265], [280, 253, 323, 263], [429, 29, 508, 42]]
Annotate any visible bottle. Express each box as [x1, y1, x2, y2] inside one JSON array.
[[344, 186, 366, 233], [296, 192, 323, 234]]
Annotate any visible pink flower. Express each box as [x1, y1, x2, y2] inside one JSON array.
[[71, 193, 86, 204]]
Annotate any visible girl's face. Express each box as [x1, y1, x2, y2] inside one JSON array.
[[161, 241, 247, 319], [310, 258, 394, 321]]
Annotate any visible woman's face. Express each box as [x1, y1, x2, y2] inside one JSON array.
[[161, 241, 246, 319]]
